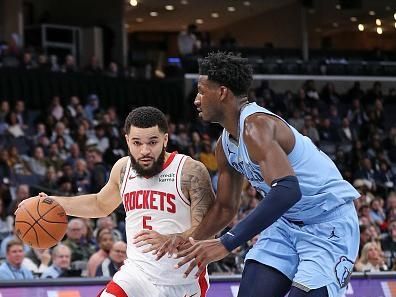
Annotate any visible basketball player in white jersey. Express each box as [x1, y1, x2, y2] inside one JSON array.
[[18, 106, 215, 297]]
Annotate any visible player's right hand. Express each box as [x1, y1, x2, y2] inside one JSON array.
[[155, 234, 187, 260], [14, 192, 48, 215]]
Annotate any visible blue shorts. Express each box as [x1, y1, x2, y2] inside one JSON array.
[[245, 201, 359, 297]]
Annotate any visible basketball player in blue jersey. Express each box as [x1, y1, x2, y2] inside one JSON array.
[[175, 52, 360, 297]]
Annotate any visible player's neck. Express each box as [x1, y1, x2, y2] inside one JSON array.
[[164, 151, 171, 162], [223, 98, 249, 140]]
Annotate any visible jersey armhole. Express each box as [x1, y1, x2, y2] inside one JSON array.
[[120, 158, 132, 197]]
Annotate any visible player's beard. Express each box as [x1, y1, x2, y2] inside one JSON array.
[[130, 147, 166, 177]]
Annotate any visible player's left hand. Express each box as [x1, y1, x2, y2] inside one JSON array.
[[175, 237, 229, 278], [133, 230, 169, 254]]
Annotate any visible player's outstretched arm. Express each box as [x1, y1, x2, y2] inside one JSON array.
[[191, 138, 244, 240], [18, 157, 127, 218]]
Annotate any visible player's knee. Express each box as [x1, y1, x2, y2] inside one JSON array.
[[289, 285, 328, 297]]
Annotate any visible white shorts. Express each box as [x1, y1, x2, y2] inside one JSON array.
[[98, 262, 209, 297]]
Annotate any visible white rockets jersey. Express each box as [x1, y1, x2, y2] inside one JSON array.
[[120, 152, 199, 285]]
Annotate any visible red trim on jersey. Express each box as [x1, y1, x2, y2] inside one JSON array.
[[198, 268, 209, 297], [98, 281, 128, 297], [121, 160, 132, 197], [176, 155, 191, 206], [162, 151, 177, 170]]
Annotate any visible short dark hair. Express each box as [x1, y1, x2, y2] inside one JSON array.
[[199, 52, 253, 97], [124, 106, 168, 134]]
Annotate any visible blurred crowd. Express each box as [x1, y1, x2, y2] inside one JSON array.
[[0, 77, 395, 279]]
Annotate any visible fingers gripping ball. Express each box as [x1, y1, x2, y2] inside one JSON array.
[[15, 197, 68, 248]]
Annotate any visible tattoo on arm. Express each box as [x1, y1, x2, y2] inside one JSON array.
[[181, 159, 215, 234], [119, 164, 127, 188]]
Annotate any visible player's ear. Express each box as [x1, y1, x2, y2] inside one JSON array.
[[163, 133, 169, 148], [219, 86, 228, 101], [124, 134, 129, 144]]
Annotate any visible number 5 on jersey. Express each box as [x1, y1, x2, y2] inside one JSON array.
[[142, 215, 152, 230]]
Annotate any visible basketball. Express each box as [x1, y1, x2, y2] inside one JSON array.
[[14, 197, 68, 249]]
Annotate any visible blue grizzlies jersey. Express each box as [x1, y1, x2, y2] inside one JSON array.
[[221, 103, 360, 221]]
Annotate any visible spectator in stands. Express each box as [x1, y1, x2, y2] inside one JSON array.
[[84, 94, 100, 123], [188, 131, 202, 159], [8, 145, 31, 175], [374, 161, 395, 195], [0, 148, 11, 180], [7, 184, 30, 216], [106, 106, 120, 134], [37, 53, 50, 71], [65, 143, 81, 167], [0, 239, 33, 280], [382, 219, 396, 269], [303, 80, 320, 108], [51, 122, 73, 149], [321, 82, 340, 106], [302, 115, 320, 145], [45, 142, 63, 171], [288, 109, 304, 132], [198, 138, 217, 176], [319, 117, 340, 143], [355, 241, 388, 272], [62, 218, 96, 263], [39, 165, 58, 192], [94, 216, 123, 242], [49, 55, 60, 72], [91, 124, 110, 153], [32, 123, 48, 146], [19, 52, 36, 70], [95, 240, 127, 277], [365, 81, 383, 107], [65, 96, 81, 120], [177, 24, 201, 57], [86, 148, 108, 193], [347, 98, 369, 138], [73, 159, 90, 194], [72, 123, 89, 154], [369, 198, 386, 228], [0, 100, 10, 123], [355, 157, 377, 191], [359, 224, 372, 256], [339, 117, 357, 145], [6, 111, 24, 138], [41, 244, 73, 278], [84, 56, 102, 74], [61, 54, 78, 73], [87, 228, 114, 277], [22, 145, 47, 177], [103, 137, 125, 166], [55, 136, 69, 161], [49, 95, 64, 121], [0, 198, 13, 242], [346, 82, 364, 104], [23, 248, 51, 276], [14, 100, 28, 130], [106, 62, 120, 78]]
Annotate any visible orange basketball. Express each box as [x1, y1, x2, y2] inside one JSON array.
[[15, 197, 68, 248]]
